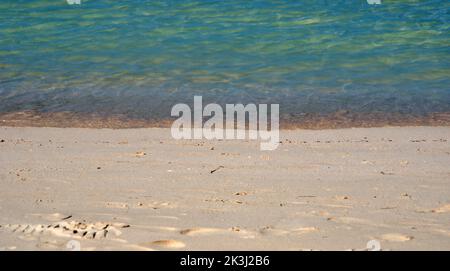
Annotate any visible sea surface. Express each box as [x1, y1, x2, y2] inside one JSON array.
[[0, 0, 449, 127]]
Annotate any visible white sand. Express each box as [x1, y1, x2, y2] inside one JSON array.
[[0, 126, 449, 251]]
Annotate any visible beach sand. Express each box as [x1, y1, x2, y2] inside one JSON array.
[[0, 126, 449, 251]]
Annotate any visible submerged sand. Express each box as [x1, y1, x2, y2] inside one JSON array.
[[0, 126, 449, 250]]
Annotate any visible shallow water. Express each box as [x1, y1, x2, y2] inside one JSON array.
[[0, 0, 449, 124]]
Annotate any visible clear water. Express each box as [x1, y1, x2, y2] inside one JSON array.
[[0, 0, 449, 123]]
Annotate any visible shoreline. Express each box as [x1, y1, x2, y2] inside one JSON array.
[[1, 110, 450, 130], [1, 126, 449, 250]]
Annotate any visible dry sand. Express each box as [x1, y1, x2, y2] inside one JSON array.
[[0, 126, 449, 251]]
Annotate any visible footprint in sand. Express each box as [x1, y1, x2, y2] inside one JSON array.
[[105, 201, 174, 210], [0, 221, 130, 240], [144, 240, 186, 249], [138, 201, 174, 209], [431, 204, 450, 213], [259, 226, 318, 236], [259, 226, 290, 236], [180, 226, 257, 239], [135, 151, 146, 157], [334, 195, 351, 201], [292, 227, 318, 235], [381, 233, 413, 242], [105, 202, 130, 209], [180, 227, 224, 236]]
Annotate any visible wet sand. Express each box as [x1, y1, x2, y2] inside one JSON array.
[[1, 110, 450, 129], [0, 126, 449, 250]]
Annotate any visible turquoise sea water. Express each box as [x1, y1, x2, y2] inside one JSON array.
[[0, 0, 449, 123]]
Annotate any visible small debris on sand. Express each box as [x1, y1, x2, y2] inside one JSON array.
[[401, 193, 412, 199], [210, 165, 224, 174]]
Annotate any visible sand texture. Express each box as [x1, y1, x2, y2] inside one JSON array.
[[0, 126, 449, 250]]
